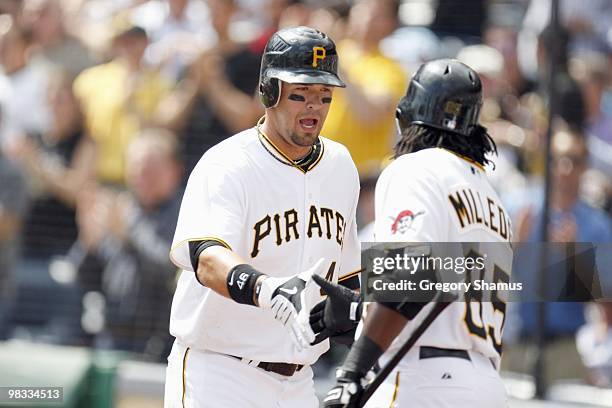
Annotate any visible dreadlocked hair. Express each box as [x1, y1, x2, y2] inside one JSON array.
[[394, 124, 498, 167]]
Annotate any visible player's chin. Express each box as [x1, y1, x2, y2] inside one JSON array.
[[291, 130, 320, 147], [294, 124, 322, 144], [293, 132, 319, 147]]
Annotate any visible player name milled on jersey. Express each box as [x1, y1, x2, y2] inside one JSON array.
[[251, 205, 346, 257], [448, 187, 510, 241]]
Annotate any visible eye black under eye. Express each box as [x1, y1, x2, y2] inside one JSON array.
[[322, 97, 332, 104], [288, 94, 306, 101]]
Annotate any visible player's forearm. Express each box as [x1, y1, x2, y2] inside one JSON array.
[[196, 245, 244, 298], [196, 246, 317, 317], [362, 303, 409, 350], [340, 303, 408, 376]]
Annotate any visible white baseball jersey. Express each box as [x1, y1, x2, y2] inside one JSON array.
[[169, 126, 361, 365], [374, 147, 513, 368]]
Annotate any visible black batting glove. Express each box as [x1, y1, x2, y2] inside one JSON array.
[[322, 369, 364, 408], [310, 274, 362, 345]]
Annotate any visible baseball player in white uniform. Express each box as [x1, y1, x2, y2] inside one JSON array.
[[164, 26, 361, 408], [298, 59, 514, 407]]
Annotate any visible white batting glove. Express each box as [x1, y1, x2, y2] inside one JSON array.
[[258, 258, 327, 338], [292, 306, 316, 352]]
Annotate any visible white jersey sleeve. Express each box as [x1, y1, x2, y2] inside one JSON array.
[[170, 157, 246, 271], [374, 156, 448, 242]]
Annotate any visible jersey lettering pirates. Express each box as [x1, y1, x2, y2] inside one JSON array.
[[373, 148, 513, 368], [169, 126, 360, 365]]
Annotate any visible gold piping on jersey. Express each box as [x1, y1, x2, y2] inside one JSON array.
[[389, 371, 400, 407], [182, 347, 191, 408], [440, 148, 485, 171], [256, 116, 303, 166], [255, 116, 325, 173], [462, 302, 487, 340], [306, 143, 325, 171], [169, 237, 233, 270], [338, 269, 362, 283], [335, 268, 360, 292]]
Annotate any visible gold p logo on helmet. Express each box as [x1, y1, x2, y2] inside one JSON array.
[[444, 101, 461, 115], [312, 46, 326, 67]]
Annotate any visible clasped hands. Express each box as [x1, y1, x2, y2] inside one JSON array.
[[258, 259, 362, 351]]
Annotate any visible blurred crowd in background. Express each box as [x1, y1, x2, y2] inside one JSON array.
[[0, 0, 611, 392]]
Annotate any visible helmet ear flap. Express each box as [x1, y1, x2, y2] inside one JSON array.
[[259, 77, 282, 108], [395, 96, 412, 133]]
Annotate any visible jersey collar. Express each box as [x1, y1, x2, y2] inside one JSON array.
[[441, 148, 485, 171], [256, 116, 325, 174]]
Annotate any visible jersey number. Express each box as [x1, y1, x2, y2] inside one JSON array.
[[320, 261, 336, 295], [463, 249, 508, 355]]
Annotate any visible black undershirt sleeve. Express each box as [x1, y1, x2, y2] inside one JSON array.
[[188, 240, 226, 275], [342, 335, 384, 376]]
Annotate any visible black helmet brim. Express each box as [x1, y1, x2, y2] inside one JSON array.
[[267, 68, 346, 88]]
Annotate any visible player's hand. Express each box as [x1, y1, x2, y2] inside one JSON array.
[[257, 258, 326, 335], [322, 369, 364, 408], [309, 274, 362, 345]]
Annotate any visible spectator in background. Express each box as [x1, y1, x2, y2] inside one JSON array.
[[0, 0, 25, 25], [505, 127, 612, 386], [22, 0, 96, 76], [0, 140, 29, 340], [481, 23, 540, 194], [158, 0, 261, 176], [536, 25, 586, 131], [0, 15, 52, 146], [73, 23, 173, 186], [136, 0, 213, 80], [569, 52, 612, 178], [321, 0, 406, 175], [248, 0, 349, 54], [519, 0, 612, 79], [6, 72, 95, 261], [571, 53, 610, 143], [282, 1, 314, 26], [250, 0, 292, 55], [76, 129, 182, 359], [430, 0, 486, 41], [273, 0, 348, 41], [355, 169, 379, 242], [513, 25, 586, 177], [577, 303, 612, 387], [485, 23, 536, 103]]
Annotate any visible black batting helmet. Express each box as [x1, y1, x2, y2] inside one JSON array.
[[396, 59, 482, 137], [259, 26, 345, 108]]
